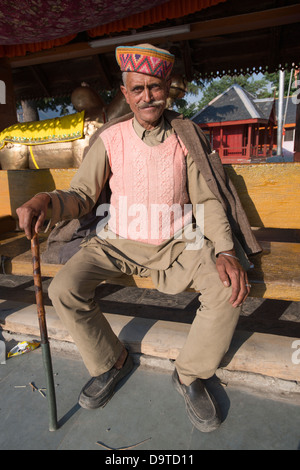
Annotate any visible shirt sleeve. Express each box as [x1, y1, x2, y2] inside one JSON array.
[[186, 153, 234, 255], [45, 135, 110, 229]]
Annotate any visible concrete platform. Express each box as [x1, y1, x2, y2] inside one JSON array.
[[0, 345, 300, 451], [1, 298, 300, 395]]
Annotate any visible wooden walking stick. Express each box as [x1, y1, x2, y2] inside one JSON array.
[[31, 232, 58, 431]]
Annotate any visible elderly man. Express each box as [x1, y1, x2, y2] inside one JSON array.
[[17, 44, 260, 432]]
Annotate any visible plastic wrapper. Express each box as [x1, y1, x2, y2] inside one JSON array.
[[7, 341, 40, 358]]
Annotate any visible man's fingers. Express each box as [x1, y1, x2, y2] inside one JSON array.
[[216, 254, 249, 308], [34, 212, 45, 235], [228, 269, 241, 306], [243, 274, 251, 303], [16, 194, 50, 240], [231, 272, 249, 308], [216, 261, 231, 287], [17, 207, 34, 239]]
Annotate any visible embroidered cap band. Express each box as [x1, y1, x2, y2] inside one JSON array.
[[116, 44, 175, 79]]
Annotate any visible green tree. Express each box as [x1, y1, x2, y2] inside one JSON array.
[[18, 96, 74, 122], [35, 96, 73, 116], [18, 88, 116, 122], [173, 79, 206, 118], [195, 74, 270, 111], [264, 71, 296, 97]]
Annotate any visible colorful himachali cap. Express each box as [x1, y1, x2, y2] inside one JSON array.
[[116, 43, 175, 80]]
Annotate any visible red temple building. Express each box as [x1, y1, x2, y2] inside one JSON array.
[[192, 84, 277, 163]]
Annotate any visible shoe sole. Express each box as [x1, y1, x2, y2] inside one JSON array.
[[79, 355, 134, 409], [172, 371, 221, 433]]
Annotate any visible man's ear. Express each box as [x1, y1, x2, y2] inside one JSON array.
[[120, 85, 130, 104]]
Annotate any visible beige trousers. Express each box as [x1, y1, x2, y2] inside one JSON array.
[[48, 236, 241, 386]]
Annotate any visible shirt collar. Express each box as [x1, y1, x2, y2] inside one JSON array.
[[133, 115, 167, 143]]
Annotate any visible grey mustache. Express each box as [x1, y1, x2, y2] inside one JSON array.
[[137, 100, 165, 109]]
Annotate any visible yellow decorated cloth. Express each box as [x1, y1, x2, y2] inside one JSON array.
[[0, 111, 85, 150]]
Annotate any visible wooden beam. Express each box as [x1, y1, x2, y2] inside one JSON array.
[[1, 236, 300, 301], [187, 4, 300, 40], [199, 119, 267, 127], [1, 163, 299, 226], [9, 5, 300, 69]]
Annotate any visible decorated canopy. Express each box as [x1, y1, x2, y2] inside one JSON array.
[[0, 0, 224, 57], [0, 0, 299, 101]]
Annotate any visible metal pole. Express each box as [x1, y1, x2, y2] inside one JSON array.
[[31, 233, 58, 431], [277, 69, 285, 157], [283, 68, 293, 129]]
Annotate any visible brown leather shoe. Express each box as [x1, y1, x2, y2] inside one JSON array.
[[172, 369, 221, 432], [79, 353, 134, 409]]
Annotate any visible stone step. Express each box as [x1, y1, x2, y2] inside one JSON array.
[[1, 298, 300, 385]]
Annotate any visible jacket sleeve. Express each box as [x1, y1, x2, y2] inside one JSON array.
[[45, 136, 110, 229], [186, 153, 234, 255]]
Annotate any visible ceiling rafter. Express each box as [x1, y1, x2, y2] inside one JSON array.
[[9, 4, 300, 69]]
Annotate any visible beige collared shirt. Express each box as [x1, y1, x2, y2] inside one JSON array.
[[132, 115, 173, 145], [47, 115, 234, 258]]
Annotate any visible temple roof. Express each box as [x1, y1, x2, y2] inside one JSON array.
[[192, 84, 275, 124]]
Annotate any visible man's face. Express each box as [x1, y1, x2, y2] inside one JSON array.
[[120, 72, 170, 130]]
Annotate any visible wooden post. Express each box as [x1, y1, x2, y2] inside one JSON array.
[[219, 127, 224, 158], [246, 124, 252, 160], [0, 58, 17, 132], [255, 125, 259, 158], [263, 126, 268, 157], [270, 124, 274, 156]]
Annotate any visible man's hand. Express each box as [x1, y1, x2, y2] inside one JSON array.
[[216, 250, 250, 308], [16, 193, 51, 240]]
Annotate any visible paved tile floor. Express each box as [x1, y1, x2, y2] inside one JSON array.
[[0, 346, 299, 451]]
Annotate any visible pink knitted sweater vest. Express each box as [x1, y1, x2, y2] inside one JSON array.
[[100, 119, 192, 244]]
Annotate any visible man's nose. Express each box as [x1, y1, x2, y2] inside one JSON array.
[[143, 87, 152, 102]]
